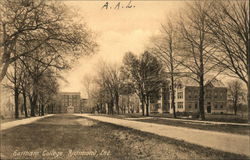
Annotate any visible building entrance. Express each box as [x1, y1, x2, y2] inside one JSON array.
[[67, 106, 74, 113]]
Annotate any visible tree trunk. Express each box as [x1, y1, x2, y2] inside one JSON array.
[[29, 95, 37, 117], [22, 92, 28, 118], [246, 25, 250, 121], [38, 104, 41, 116], [0, 24, 10, 83], [233, 100, 237, 115], [127, 95, 130, 114], [199, 35, 205, 120], [248, 81, 250, 121], [107, 103, 109, 114], [141, 95, 145, 116], [146, 95, 149, 116], [171, 75, 176, 118], [199, 74, 205, 120], [13, 60, 19, 119], [115, 92, 119, 114], [169, 45, 176, 118], [247, 43, 250, 121], [41, 104, 45, 116], [14, 88, 19, 119]]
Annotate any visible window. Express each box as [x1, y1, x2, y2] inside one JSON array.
[[188, 91, 192, 98], [177, 102, 183, 109], [189, 105, 192, 109], [187, 89, 192, 98], [177, 92, 183, 99], [214, 91, 218, 99], [194, 90, 198, 98], [206, 90, 211, 98], [221, 105, 223, 109], [195, 103, 198, 109], [178, 84, 182, 89], [215, 105, 218, 109], [221, 91, 224, 99]]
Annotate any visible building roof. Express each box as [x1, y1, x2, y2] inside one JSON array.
[[206, 78, 226, 87], [176, 77, 226, 88]]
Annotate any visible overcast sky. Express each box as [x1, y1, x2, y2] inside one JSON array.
[[60, 1, 185, 97]]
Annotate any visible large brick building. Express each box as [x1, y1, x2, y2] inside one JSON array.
[[52, 92, 81, 113], [169, 78, 227, 114]]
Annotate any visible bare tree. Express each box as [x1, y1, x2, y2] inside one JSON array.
[[19, 66, 31, 118], [228, 80, 246, 115], [82, 75, 93, 99], [4, 60, 24, 118], [205, 0, 249, 116], [18, 49, 63, 117], [150, 19, 181, 118], [0, 0, 97, 82], [95, 61, 122, 114], [177, 1, 224, 120], [37, 70, 59, 116]]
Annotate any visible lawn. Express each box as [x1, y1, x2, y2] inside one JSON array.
[[133, 118, 250, 135], [0, 114, 248, 160], [202, 114, 248, 123], [96, 112, 248, 123]]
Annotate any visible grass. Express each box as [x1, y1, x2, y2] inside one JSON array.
[[202, 114, 248, 123], [134, 118, 250, 135], [90, 113, 250, 135], [95, 112, 248, 123], [0, 114, 249, 160]]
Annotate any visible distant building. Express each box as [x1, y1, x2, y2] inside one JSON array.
[[150, 85, 170, 114], [53, 92, 81, 113], [169, 78, 228, 114]]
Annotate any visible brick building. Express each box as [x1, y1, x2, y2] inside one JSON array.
[[52, 92, 81, 113], [169, 78, 228, 114]]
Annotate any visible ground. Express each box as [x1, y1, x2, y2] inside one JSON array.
[[98, 113, 249, 135], [0, 114, 248, 160], [99, 113, 248, 123], [134, 118, 250, 135]]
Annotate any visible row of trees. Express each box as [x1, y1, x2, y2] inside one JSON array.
[[84, 0, 249, 120], [0, 0, 96, 118], [83, 51, 165, 116], [5, 59, 60, 118], [149, 0, 249, 120]]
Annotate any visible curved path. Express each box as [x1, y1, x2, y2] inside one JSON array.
[[75, 114, 250, 157]]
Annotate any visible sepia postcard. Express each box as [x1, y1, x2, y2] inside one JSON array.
[[0, 0, 249, 159]]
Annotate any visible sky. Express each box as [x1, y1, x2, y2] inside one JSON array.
[[59, 1, 185, 97]]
